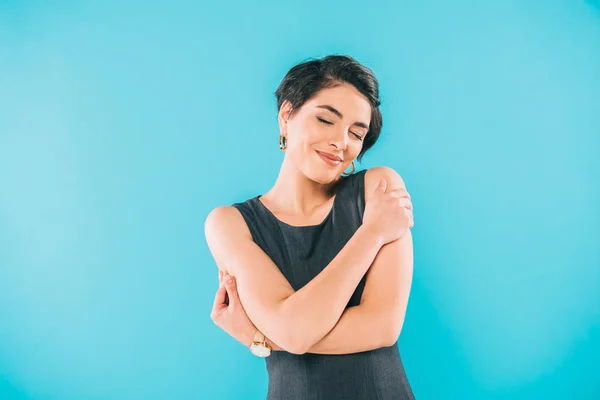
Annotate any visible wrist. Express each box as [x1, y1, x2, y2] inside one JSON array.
[[358, 224, 384, 247], [249, 327, 273, 357], [245, 325, 258, 347]]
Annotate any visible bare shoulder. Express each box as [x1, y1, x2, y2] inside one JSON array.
[[204, 205, 251, 243], [364, 166, 407, 203]]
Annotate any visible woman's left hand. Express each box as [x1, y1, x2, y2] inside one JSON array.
[[210, 270, 256, 347]]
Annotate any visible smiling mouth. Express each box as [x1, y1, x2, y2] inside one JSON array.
[[316, 151, 342, 166]]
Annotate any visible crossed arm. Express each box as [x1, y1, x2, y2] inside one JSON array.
[[260, 226, 413, 355], [205, 166, 414, 355], [299, 227, 412, 354]]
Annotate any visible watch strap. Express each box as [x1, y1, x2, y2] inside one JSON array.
[[252, 329, 265, 344]]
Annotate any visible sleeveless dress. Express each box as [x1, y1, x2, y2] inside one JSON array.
[[231, 169, 415, 400]]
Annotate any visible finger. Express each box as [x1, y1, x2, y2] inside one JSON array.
[[219, 270, 223, 286], [224, 274, 240, 307], [221, 270, 230, 286], [211, 285, 228, 317], [220, 270, 230, 286], [213, 284, 227, 308], [407, 212, 415, 228], [386, 188, 411, 199], [222, 271, 231, 304], [399, 198, 413, 210], [375, 179, 387, 194]]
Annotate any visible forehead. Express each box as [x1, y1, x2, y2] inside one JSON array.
[[305, 84, 371, 121]]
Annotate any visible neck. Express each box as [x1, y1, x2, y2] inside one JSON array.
[[264, 158, 342, 216]]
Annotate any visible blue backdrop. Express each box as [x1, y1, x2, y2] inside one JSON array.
[[1, 1, 599, 399]]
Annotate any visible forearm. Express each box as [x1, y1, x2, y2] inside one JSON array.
[[280, 225, 384, 353], [306, 303, 391, 354], [244, 304, 390, 354]]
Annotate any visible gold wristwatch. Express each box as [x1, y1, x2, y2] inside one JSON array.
[[249, 329, 272, 357]]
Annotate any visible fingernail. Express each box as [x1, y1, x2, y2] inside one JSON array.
[[226, 276, 233, 284]]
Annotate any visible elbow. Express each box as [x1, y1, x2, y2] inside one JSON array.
[[277, 334, 309, 355], [272, 320, 310, 355], [382, 314, 405, 347], [283, 330, 313, 355], [285, 342, 309, 355], [276, 300, 316, 355], [383, 329, 400, 347]]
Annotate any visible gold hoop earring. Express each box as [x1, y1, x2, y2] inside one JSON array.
[[279, 134, 287, 150], [341, 161, 356, 176]]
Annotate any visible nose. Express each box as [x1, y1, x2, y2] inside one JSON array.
[[329, 128, 348, 151]]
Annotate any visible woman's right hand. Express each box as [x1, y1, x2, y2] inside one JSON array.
[[362, 179, 414, 245], [211, 270, 257, 347]]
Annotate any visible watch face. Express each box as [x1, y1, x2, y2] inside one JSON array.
[[250, 344, 271, 357]]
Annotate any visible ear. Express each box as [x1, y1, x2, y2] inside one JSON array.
[[277, 100, 293, 134]]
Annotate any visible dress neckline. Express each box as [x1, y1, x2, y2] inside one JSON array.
[[254, 176, 348, 229]]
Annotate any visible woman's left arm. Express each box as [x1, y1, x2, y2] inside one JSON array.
[[306, 229, 413, 353], [303, 166, 414, 353]]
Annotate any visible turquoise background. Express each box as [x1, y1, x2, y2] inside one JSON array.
[[1, 1, 599, 399]]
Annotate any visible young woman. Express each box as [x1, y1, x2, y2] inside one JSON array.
[[205, 55, 415, 399]]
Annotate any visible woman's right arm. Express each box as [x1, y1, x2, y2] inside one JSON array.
[[204, 205, 384, 355]]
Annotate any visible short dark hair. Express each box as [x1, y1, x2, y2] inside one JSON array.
[[274, 55, 382, 163]]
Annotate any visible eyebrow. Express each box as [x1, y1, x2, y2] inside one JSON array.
[[316, 105, 369, 130]]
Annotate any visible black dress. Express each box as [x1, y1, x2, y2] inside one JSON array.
[[232, 169, 415, 400]]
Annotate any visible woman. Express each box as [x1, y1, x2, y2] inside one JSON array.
[[205, 55, 415, 399]]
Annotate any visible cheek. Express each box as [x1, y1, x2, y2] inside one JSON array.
[[347, 142, 363, 158], [291, 121, 321, 148], [303, 119, 322, 138]]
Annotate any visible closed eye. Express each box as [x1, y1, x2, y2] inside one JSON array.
[[318, 117, 364, 141], [351, 132, 364, 141]]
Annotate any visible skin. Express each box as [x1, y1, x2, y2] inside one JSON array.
[[206, 83, 414, 355], [260, 82, 373, 225]]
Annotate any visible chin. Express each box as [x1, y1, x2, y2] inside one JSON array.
[[305, 166, 340, 185]]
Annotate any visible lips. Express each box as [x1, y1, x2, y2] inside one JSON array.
[[316, 151, 342, 162], [316, 151, 342, 166]]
